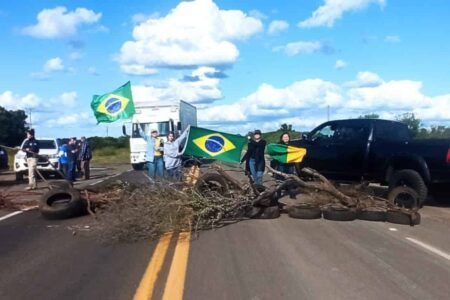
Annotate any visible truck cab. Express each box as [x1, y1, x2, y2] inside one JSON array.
[[123, 100, 197, 170]]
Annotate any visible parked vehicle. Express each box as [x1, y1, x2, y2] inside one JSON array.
[[291, 119, 450, 205], [14, 138, 61, 181], [0, 146, 8, 171], [122, 100, 197, 170]]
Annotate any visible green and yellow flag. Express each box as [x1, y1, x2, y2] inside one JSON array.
[[183, 127, 247, 163], [91, 81, 135, 123], [267, 144, 307, 164]]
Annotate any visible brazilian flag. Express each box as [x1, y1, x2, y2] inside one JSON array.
[[91, 81, 135, 123], [267, 144, 307, 164], [183, 127, 247, 163]]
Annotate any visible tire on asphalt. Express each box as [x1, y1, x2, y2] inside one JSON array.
[[387, 186, 419, 209], [39, 188, 87, 220], [253, 206, 280, 219], [288, 204, 322, 219], [194, 173, 229, 196], [323, 205, 357, 221], [357, 207, 387, 222], [48, 180, 72, 190], [245, 206, 264, 218], [386, 210, 421, 226], [389, 169, 428, 207]]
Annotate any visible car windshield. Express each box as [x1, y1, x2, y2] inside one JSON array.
[[132, 122, 170, 138]]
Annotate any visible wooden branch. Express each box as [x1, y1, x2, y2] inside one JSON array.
[[84, 190, 97, 219], [212, 164, 245, 191]]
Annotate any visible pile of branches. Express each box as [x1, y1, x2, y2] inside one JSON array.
[[88, 181, 253, 243]]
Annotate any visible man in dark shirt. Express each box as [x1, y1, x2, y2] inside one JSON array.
[[67, 137, 79, 182], [21, 129, 40, 190], [241, 129, 267, 185], [78, 136, 92, 180]]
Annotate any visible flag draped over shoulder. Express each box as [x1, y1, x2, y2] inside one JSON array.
[[267, 144, 307, 164], [183, 127, 247, 163], [91, 81, 135, 123]]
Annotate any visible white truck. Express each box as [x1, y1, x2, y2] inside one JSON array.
[[123, 100, 197, 170]]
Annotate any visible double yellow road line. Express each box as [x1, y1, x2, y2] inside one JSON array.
[[133, 232, 191, 300]]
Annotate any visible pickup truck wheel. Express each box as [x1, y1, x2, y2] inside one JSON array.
[[357, 207, 387, 222], [387, 186, 419, 209], [288, 204, 322, 219], [389, 169, 428, 206], [386, 209, 421, 226], [132, 163, 144, 171], [323, 205, 357, 221]]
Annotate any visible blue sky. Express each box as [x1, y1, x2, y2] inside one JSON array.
[[1, 0, 449, 138]]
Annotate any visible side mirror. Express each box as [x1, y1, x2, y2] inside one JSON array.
[[302, 134, 308, 140], [122, 125, 129, 137]]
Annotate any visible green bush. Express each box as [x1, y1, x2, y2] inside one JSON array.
[[88, 136, 129, 150]]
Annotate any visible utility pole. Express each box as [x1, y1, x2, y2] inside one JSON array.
[[327, 105, 330, 121], [106, 125, 109, 137], [28, 108, 32, 128]]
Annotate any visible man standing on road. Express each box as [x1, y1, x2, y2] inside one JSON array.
[[79, 136, 92, 180], [67, 137, 79, 183], [138, 124, 164, 180], [21, 129, 40, 190], [241, 130, 266, 185]]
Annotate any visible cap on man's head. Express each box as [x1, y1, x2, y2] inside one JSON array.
[[254, 129, 262, 135], [27, 129, 35, 136], [151, 129, 158, 134]]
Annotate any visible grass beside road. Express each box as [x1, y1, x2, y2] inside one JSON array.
[[92, 147, 130, 165]]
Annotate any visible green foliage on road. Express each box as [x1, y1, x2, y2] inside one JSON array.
[[0, 106, 28, 147]]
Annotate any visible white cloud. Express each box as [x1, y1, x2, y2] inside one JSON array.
[[198, 71, 450, 131], [87, 67, 99, 76], [69, 51, 82, 60], [248, 9, 267, 20], [51, 92, 78, 107], [385, 35, 400, 43], [118, 0, 263, 71], [132, 13, 160, 24], [22, 6, 102, 39], [299, 0, 385, 28], [44, 57, 65, 72], [273, 41, 331, 56], [268, 20, 289, 35], [132, 67, 223, 104], [0, 91, 41, 110], [47, 112, 91, 126], [335, 59, 347, 69], [120, 64, 158, 76]]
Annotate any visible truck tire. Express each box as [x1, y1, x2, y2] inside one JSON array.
[[386, 210, 421, 226], [15, 172, 24, 182], [254, 206, 280, 219], [288, 204, 322, 219], [39, 188, 87, 220], [323, 205, 357, 221], [132, 163, 144, 171], [195, 173, 229, 196], [389, 169, 427, 206], [387, 186, 419, 209], [357, 207, 387, 222]]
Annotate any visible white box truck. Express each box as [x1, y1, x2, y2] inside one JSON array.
[[123, 100, 197, 170]]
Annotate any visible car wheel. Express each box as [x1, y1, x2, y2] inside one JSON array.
[[389, 169, 428, 207], [387, 186, 419, 209]]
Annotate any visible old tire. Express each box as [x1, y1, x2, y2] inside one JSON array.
[[246, 206, 264, 218], [288, 205, 322, 219], [253, 206, 280, 219], [39, 188, 87, 220], [195, 173, 229, 196], [323, 206, 357, 221], [389, 169, 427, 206], [357, 207, 387, 222], [132, 163, 144, 171], [388, 186, 419, 209], [48, 180, 72, 190], [386, 210, 421, 226]]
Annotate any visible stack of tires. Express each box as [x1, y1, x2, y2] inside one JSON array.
[[39, 181, 88, 220]]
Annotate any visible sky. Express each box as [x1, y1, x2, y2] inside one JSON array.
[[1, 0, 450, 138]]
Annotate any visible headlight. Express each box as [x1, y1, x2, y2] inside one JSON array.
[[48, 154, 58, 159]]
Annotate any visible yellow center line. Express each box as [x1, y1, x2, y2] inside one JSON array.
[[133, 232, 173, 300], [162, 231, 191, 300]]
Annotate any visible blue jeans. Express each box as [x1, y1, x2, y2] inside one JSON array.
[[166, 166, 182, 181], [249, 158, 264, 185], [68, 160, 77, 182], [61, 163, 70, 180], [148, 156, 164, 179]]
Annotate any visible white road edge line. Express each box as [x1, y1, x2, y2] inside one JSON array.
[[89, 179, 105, 186], [406, 237, 450, 261], [389, 228, 398, 232], [0, 211, 23, 221]]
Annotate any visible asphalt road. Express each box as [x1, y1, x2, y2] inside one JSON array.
[[1, 169, 450, 300]]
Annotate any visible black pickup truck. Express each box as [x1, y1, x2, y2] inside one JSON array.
[[292, 119, 450, 205]]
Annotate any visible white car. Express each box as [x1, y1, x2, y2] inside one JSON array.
[[14, 138, 61, 181]]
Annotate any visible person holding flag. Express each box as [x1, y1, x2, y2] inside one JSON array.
[[163, 127, 190, 181], [241, 130, 267, 185], [138, 123, 164, 180], [275, 132, 296, 177]]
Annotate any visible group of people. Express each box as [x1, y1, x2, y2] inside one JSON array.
[[241, 130, 296, 185], [58, 137, 92, 183], [139, 124, 189, 181]]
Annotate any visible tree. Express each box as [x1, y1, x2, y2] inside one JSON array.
[[280, 123, 293, 131], [358, 113, 380, 119], [396, 112, 421, 138], [0, 106, 28, 146]]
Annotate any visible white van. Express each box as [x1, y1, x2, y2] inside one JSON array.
[[14, 138, 61, 181]]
